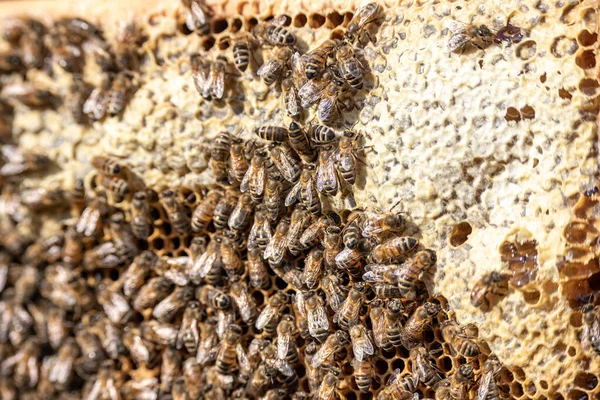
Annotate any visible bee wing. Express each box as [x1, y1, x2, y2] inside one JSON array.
[[190, 1, 207, 25], [352, 333, 373, 362], [445, 19, 465, 33], [0, 162, 27, 176], [211, 68, 225, 100], [195, 249, 219, 278], [334, 247, 353, 266], [255, 304, 275, 330], [240, 164, 253, 193], [317, 95, 336, 123], [341, 58, 362, 78], [362, 271, 385, 283], [273, 15, 288, 27], [264, 232, 289, 264], [249, 164, 266, 196], [446, 33, 467, 53], [277, 151, 300, 183], [316, 153, 337, 194], [294, 291, 307, 318], [307, 303, 329, 339], [284, 181, 301, 207], [477, 370, 492, 400], [311, 341, 334, 368], [355, 4, 378, 28], [277, 333, 291, 360], [236, 343, 251, 375], [298, 79, 325, 108], [257, 60, 282, 78], [275, 359, 294, 377], [284, 85, 300, 117]]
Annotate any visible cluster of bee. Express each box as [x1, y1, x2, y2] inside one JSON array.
[[0, 2, 563, 400], [0, 15, 146, 132]]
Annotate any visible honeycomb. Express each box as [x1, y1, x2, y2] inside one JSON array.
[[0, 0, 598, 399]]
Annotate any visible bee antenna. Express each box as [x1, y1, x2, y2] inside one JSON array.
[[390, 199, 402, 212]]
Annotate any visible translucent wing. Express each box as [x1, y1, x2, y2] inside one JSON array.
[[284, 85, 300, 117], [352, 330, 374, 361], [307, 302, 329, 340], [190, 1, 207, 26], [477, 369, 493, 400], [263, 231, 289, 264], [257, 59, 282, 79], [277, 333, 290, 360], [249, 163, 265, 196], [212, 67, 225, 99], [318, 96, 336, 123], [274, 359, 294, 377], [76, 206, 100, 237], [164, 257, 191, 286], [354, 3, 378, 28], [0, 163, 26, 176], [445, 19, 465, 33], [273, 149, 300, 183], [284, 181, 301, 207], [195, 248, 219, 278], [298, 79, 326, 108], [316, 153, 337, 194], [236, 343, 251, 375], [196, 332, 218, 364], [311, 340, 334, 368], [255, 304, 276, 330], [240, 165, 252, 193], [294, 291, 307, 318]]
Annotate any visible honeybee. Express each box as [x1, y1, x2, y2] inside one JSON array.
[[292, 292, 310, 339], [192, 233, 223, 284], [317, 146, 339, 196], [320, 273, 346, 313], [397, 249, 437, 296], [299, 214, 334, 250], [303, 39, 336, 79], [269, 144, 301, 184], [159, 189, 190, 234], [133, 276, 172, 312], [335, 239, 371, 279], [295, 123, 330, 149], [264, 218, 291, 265], [80, 37, 114, 72], [350, 323, 374, 361], [286, 166, 321, 215], [182, 0, 211, 35], [0, 146, 51, 177], [213, 190, 239, 229], [152, 286, 193, 323], [20, 187, 66, 211], [342, 219, 362, 251], [276, 315, 299, 365], [260, 343, 297, 390], [55, 17, 100, 43], [232, 33, 257, 72], [183, 357, 204, 400], [97, 285, 133, 325], [255, 125, 288, 142], [122, 329, 159, 368], [141, 320, 178, 347], [303, 247, 324, 289], [257, 46, 292, 86], [477, 358, 502, 400], [337, 130, 365, 185], [323, 225, 343, 268], [229, 139, 250, 184], [159, 346, 181, 396], [402, 302, 440, 347], [335, 282, 366, 329], [335, 42, 365, 89], [410, 346, 442, 387], [256, 292, 288, 336], [582, 304, 600, 356], [316, 83, 343, 125], [445, 20, 494, 53], [288, 121, 314, 160], [82, 79, 110, 121], [445, 364, 475, 400], [82, 360, 121, 400], [383, 299, 404, 349], [221, 231, 245, 276], [361, 211, 405, 238], [216, 324, 242, 374], [255, 16, 296, 46], [67, 77, 94, 124], [91, 316, 125, 360], [106, 72, 131, 117], [311, 330, 350, 368], [74, 330, 106, 376], [241, 151, 266, 202], [43, 337, 79, 390], [129, 191, 151, 239], [264, 176, 284, 221], [351, 355, 373, 393], [287, 208, 311, 255], [192, 55, 228, 100], [98, 174, 130, 197], [115, 20, 145, 71], [228, 193, 254, 231], [379, 370, 418, 400], [248, 363, 270, 398], [197, 285, 231, 310], [316, 372, 338, 400], [209, 131, 231, 183], [369, 236, 419, 263], [196, 321, 219, 365], [191, 54, 211, 98], [247, 248, 270, 289], [2, 84, 57, 109], [83, 242, 124, 270], [470, 271, 510, 310], [175, 301, 202, 353], [230, 278, 258, 323], [440, 320, 480, 358], [282, 77, 301, 118], [345, 2, 382, 44], [305, 291, 330, 342], [248, 208, 272, 251]]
